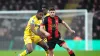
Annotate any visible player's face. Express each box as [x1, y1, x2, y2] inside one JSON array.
[[49, 10, 56, 17], [37, 12, 43, 19]]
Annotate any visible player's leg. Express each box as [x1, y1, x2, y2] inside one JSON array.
[[19, 36, 33, 56], [48, 49, 54, 56], [37, 40, 50, 56], [19, 43, 33, 56], [62, 42, 75, 56], [57, 40, 75, 56], [47, 41, 56, 56], [33, 35, 51, 56]]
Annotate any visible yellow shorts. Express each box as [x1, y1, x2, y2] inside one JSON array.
[[24, 35, 42, 45]]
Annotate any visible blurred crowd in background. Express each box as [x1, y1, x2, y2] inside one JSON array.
[[0, 0, 99, 12], [0, 0, 67, 10], [0, 19, 27, 41], [0, 0, 99, 41]]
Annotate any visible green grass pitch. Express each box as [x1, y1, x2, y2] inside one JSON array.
[[0, 50, 99, 56]]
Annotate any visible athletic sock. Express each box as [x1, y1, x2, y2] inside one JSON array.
[[19, 50, 28, 56], [45, 50, 49, 56], [68, 50, 75, 56]]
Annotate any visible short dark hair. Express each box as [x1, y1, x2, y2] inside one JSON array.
[[37, 9, 43, 13], [49, 7, 55, 11], [42, 5, 48, 9]]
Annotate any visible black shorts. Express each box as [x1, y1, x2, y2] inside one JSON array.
[[47, 39, 65, 50]]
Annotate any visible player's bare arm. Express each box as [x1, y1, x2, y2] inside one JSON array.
[[40, 25, 50, 37], [61, 21, 75, 33]]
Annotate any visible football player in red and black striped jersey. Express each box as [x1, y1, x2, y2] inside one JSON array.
[[40, 7, 75, 56]]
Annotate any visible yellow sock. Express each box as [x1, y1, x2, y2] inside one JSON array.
[[20, 50, 27, 56], [45, 50, 49, 56], [45, 50, 55, 56]]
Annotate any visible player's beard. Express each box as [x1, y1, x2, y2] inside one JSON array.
[[50, 15, 55, 17]]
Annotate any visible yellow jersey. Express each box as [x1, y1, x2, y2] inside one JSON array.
[[42, 13, 50, 22], [45, 13, 50, 17], [24, 15, 42, 36]]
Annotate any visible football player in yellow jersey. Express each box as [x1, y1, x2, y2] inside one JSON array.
[[18, 9, 50, 56], [42, 5, 49, 16], [42, 5, 50, 42]]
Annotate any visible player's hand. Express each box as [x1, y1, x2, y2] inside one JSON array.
[[70, 30, 75, 33], [45, 32, 50, 37]]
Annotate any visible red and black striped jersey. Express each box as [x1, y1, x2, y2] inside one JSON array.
[[42, 15, 62, 41]]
